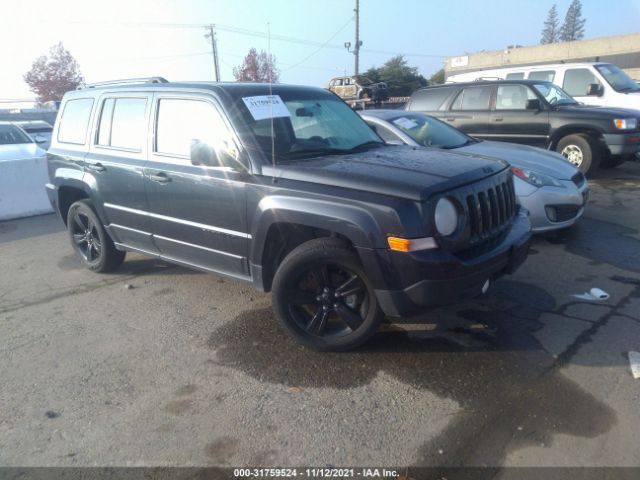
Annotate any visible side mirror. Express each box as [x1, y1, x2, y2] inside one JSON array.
[[34, 136, 47, 144], [526, 98, 541, 110], [190, 139, 220, 167], [587, 83, 603, 96]]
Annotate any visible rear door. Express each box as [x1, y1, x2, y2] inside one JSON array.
[[443, 85, 493, 138], [143, 93, 250, 278], [86, 93, 157, 254], [489, 84, 549, 148]]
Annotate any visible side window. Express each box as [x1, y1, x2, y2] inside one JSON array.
[[495, 85, 537, 110], [409, 88, 453, 111], [57, 98, 94, 145], [529, 70, 556, 82], [374, 124, 401, 143], [451, 86, 492, 111], [563, 68, 600, 97], [505, 72, 525, 80], [155, 98, 233, 160], [335, 78, 343, 86], [96, 97, 147, 151], [345, 78, 352, 85]]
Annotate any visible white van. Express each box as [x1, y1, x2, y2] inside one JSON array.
[[446, 63, 640, 110]]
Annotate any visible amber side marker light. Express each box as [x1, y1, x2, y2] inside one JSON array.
[[387, 236, 438, 252]]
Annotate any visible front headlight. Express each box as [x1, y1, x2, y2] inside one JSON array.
[[613, 118, 637, 130], [511, 167, 564, 188], [434, 197, 459, 236]]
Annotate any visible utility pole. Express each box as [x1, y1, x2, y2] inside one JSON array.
[[205, 24, 221, 82], [344, 0, 362, 75], [354, 0, 360, 75]]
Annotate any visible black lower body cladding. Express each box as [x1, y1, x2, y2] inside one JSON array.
[[358, 208, 531, 318]]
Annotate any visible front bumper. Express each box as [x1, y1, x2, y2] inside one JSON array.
[[519, 179, 588, 233], [603, 132, 640, 156], [356, 208, 531, 318]]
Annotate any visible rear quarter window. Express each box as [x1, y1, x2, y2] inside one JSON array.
[[57, 98, 94, 145], [408, 88, 454, 111]]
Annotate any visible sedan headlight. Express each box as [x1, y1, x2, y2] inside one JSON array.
[[512, 167, 564, 188], [613, 118, 637, 130], [434, 197, 459, 236]]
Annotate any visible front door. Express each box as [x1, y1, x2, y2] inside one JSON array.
[[143, 94, 250, 279], [489, 84, 550, 148]]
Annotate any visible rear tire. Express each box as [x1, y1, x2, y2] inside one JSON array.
[[67, 200, 125, 273], [556, 134, 600, 175], [272, 237, 384, 351]]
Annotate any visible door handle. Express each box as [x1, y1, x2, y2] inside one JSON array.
[[86, 162, 106, 172], [493, 117, 504, 122], [149, 172, 172, 184]]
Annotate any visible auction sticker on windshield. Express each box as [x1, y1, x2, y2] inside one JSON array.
[[242, 95, 291, 121], [392, 117, 418, 130]]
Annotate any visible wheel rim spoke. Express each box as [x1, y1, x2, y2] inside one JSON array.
[[72, 233, 86, 246], [336, 274, 364, 297], [306, 307, 329, 334], [74, 214, 87, 231], [85, 244, 93, 262], [335, 304, 364, 331]]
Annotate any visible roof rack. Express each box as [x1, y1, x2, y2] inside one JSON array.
[[79, 77, 169, 89], [474, 76, 503, 81]]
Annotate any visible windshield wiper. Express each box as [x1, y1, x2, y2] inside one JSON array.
[[441, 139, 475, 149], [618, 86, 640, 92], [346, 140, 385, 152]]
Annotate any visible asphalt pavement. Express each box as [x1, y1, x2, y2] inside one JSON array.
[[1, 162, 639, 474]]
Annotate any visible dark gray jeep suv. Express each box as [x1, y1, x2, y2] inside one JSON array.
[[46, 78, 531, 350]]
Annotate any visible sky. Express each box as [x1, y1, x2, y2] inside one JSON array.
[[1, 0, 639, 102]]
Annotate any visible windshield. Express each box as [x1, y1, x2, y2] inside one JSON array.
[[0, 124, 34, 145], [387, 113, 472, 149], [595, 64, 640, 92], [240, 94, 383, 161], [532, 83, 577, 106]]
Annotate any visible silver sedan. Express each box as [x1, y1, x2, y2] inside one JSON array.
[[360, 110, 589, 233]]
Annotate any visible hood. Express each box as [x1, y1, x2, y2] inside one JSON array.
[[270, 145, 508, 201], [0, 143, 46, 162], [557, 103, 640, 118], [459, 141, 578, 179]]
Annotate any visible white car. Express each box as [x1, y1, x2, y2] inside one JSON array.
[[0, 122, 47, 162], [360, 110, 589, 233]]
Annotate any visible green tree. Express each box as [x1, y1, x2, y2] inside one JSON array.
[[364, 55, 427, 97], [540, 4, 560, 44], [23, 43, 84, 102], [429, 68, 445, 85], [233, 48, 279, 83], [560, 0, 586, 42]]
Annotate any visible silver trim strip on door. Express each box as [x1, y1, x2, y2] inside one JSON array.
[[154, 235, 244, 259], [103, 203, 251, 239], [109, 223, 152, 236]]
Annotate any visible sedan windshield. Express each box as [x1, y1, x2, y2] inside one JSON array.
[[387, 113, 473, 149], [595, 64, 640, 92], [532, 83, 577, 106], [241, 95, 383, 161], [0, 124, 33, 145]]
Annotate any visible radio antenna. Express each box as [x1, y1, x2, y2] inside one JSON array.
[[267, 22, 276, 183]]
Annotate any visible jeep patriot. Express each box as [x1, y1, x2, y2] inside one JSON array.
[[46, 78, 531, 350]]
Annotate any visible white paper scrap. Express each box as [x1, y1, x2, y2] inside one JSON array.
[[572, 287, 610, 301], [242, 95, 290, 121], [629, 351, 640, 379], [392, 117, 419, 130]]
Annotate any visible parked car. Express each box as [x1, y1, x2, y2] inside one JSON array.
[[0, 122, 46, 161], [327, 75, 389, 102], [46, 78, 531, 351], [406, 80, 640, 174], [14, 120, 54, 150], [360, 110, 588, 233], [446, 62, 640, 111]]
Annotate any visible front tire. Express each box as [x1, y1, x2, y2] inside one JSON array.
[[272, 238, 384, 351], [67, 200, 125, 273], [556, 134, 600, 175]]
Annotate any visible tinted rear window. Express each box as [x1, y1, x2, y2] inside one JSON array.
[[408, 88, 453, 111], [528, 70, 556, 82], [451, 86, 492, 110], [57, 98, 94, 145], [96, 97, 147, 151]]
